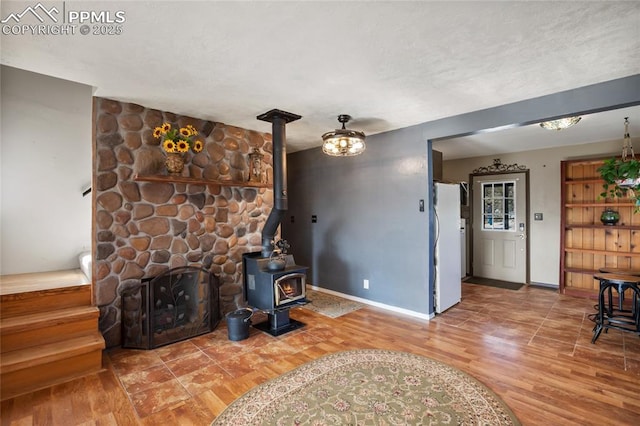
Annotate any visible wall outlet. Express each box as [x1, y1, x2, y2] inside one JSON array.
[[363, 279, 369, 289]]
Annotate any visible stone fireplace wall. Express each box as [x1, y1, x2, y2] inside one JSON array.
[[94, 98, 273, 347]]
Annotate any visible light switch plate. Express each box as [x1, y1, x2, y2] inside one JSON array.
[[534, 213, 543, 221]]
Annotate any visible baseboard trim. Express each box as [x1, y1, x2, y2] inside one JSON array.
[[307, 285, 434, 321], [529, 281, 559, 289]]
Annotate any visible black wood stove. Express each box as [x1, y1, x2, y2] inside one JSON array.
[[242, 109, 308, 336], [243, 252, 308, 335]]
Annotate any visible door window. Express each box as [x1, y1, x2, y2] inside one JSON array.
[[482, 182, 515, 231]]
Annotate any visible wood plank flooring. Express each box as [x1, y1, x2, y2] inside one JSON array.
[[2, 283, 639, 425]]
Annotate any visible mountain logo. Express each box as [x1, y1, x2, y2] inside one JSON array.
[[1, 2, 60, 24]]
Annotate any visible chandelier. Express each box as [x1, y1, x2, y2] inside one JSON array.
[[322, 114, 366, 156], [539, 116, 581, 130]]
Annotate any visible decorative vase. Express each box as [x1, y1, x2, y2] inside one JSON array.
[[165, 153, 185, 174], [600, 208, 620, 226]]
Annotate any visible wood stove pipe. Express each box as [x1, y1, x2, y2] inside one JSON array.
[[256, 109, 302, 257]]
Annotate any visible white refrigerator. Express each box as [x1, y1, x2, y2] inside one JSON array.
[[434, 182, 462, 313]]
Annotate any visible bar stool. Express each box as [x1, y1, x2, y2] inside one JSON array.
[[592, 273, 640, 343], [598, 268, 640, 311]]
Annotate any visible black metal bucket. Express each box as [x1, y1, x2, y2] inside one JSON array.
[[226, 308, 253, 341]]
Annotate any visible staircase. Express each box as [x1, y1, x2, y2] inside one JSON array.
[[0, 270, 105, 400]]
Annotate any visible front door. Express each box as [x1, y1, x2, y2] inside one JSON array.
[[472, 172, 527, 283]]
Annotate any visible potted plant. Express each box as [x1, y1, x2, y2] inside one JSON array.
[[153, 123, 204, 174], [597, 157, 640, 211]]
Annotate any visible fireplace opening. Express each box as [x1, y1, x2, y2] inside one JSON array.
[[122, 266, 221, 349], [275, 273, 305, 306]]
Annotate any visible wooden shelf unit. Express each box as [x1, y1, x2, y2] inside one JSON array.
[[560, 158, 640, 298], [134, 174, 271, 188]]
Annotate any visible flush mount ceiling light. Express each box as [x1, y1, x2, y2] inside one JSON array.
[[322, 114, 366, 156], [539, 116, 582, 130]]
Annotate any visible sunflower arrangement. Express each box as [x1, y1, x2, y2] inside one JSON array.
[[153, 123, 204, 154]]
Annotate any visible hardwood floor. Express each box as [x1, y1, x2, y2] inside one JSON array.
[[2, 283, 639, 425]]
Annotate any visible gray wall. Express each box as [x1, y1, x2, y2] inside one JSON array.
[[1, 65, 93, 274], [284, 126, 431, 313], [284, 74, 640, 316]]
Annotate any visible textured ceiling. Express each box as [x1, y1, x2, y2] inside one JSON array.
[[1, 1, 639, 154], [434, 104, 640, 160]]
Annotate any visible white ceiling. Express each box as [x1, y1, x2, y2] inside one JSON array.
[[433, 104, 640, 160], [1, 1, 639, 154]]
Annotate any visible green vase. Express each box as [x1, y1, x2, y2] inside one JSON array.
[[600, 208, 620, 226]]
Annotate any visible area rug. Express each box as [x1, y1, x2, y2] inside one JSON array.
[[302, 288, 364, 318], [465, 276, 524, 291], [211, 349, 521, 425]]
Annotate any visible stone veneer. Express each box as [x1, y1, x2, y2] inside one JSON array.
[[94, 98, 274, 347]]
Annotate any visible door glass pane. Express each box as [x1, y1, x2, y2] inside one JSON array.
[[506, 199, 514, 215], [482, 181, 516, 231], [493, 216, 504, 229], [506, 183, 514, 198], [494, 200, 503, 215]]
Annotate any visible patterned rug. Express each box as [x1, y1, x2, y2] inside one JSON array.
[[302, 288, 364, 318], [211, 349, 521, 425]]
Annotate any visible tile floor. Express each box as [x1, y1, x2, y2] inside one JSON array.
[[106, 283, 640, 420], [106, 310, 324, 418]]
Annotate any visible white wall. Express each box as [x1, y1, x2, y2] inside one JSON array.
[[0, 66, 93, 274], [442, 138, 639, 286]]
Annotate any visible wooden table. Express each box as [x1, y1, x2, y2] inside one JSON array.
[[598, 268, 640, 276]]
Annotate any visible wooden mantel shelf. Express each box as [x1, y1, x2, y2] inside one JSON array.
[[134, 174, 271, 188]]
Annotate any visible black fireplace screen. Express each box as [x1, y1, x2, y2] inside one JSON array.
[[122, 266, 221, 349]]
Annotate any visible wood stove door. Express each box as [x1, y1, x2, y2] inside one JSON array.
[[274, 273, 306, 306]]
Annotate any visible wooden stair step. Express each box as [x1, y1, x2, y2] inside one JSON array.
[[0, 269, 90, 296], [0, 332, 105, 400], [0, 270, 105, 400], [0, 284, 92, 319], [1, 332, 105, 374], [0, 306, 100, 353]]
